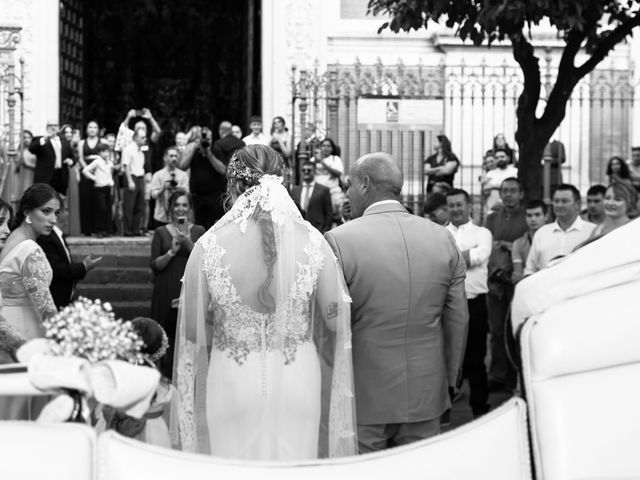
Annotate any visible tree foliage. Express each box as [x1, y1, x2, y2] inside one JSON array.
[[367, 0, 640, 197]]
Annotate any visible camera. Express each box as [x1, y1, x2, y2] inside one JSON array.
[[169, 179, 178, 189], [201, 130, 211, 149]]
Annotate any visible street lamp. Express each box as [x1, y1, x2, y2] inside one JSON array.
[[1, 56, 25, 206]]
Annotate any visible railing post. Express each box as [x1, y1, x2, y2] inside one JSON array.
[[326, 70, 339, 140], [296, 70, 309, 169]]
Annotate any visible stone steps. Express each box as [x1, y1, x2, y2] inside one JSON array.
[[66, 236, 153, 320]]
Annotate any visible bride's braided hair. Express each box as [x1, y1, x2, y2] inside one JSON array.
[[226, 145, 286, 313]]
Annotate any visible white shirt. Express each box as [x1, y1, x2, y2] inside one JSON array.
[[363, 199, 402, 216], [446, 220, 492, 299], [300, 181, 316, 212], [122, 142, 146, 177], [150, 167, 190, 222], [484, 165, 518, 189], [242, 133, 269, 146], [524, 216, 596, 275], [51, 136, 62, 169], [83, 157, 114, 188]]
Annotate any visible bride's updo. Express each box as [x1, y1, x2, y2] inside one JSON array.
[[225, 144, 285, 200], [225, 145, 286, 313]]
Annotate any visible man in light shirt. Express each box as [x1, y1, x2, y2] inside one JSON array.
[[121, 130, 148, 236], [150, 147, 189, 226], [446, 188, 493, 418], [242, 115, 269, 146], [525, 184, 595, 275], [581, 184, 606, 225]]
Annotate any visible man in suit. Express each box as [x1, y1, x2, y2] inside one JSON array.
[[213, 120, 246, 163], [291, 161, 333, 233], [38, 201, 102, 309], [29, 120, 75, 195], [325, 152, 468, 453]]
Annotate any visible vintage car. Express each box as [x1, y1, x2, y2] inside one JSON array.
[[1, 219, 639, 480]]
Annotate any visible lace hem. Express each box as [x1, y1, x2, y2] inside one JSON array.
[[176, 339, 196, 451]]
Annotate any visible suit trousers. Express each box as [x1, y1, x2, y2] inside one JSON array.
[[357, 418, 441, 454], [487, 288, 517, 388], [94, 186, 112, 233], [463, 294, 490, 416], [123, 176, 145, 235], [49, 168, 66, 195]]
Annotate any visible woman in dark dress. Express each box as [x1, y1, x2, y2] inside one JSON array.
[[424, 134, 460, 193], [150, 189, 205, 378], [78, 121, 101, 235]]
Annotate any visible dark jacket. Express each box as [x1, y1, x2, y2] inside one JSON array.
[[29, 136, 75, 193], [291, 182, 333, 233], [212, 134, 245, 164], [37, 229, 87, 309]]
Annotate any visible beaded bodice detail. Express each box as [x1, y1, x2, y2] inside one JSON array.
[[200, 231, 325, 365], [0, 241, 57, 320]]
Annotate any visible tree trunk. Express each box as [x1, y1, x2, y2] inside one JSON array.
[[516, 135, 547, 200]]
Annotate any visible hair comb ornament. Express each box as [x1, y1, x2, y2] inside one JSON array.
[[227, 151, 262, 186]]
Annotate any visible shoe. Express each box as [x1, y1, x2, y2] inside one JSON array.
[[440, 409, 451, 427]]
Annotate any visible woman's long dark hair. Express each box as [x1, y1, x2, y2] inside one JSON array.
[[12, 183, 59, 230], [438, 135, 452, 156], [321, 137, 340, 157], [606, 156, 631, 179]]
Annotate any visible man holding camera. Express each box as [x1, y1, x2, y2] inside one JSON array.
[[150, 147, 189, 227], [180, 123, 242, 229]]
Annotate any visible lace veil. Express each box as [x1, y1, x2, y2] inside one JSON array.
[[170, 173, 357, 458]]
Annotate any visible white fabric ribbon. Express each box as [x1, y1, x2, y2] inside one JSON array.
[[16, 340, 160, 421]]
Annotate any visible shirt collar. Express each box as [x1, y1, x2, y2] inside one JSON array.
[[552, 215, 585, 232], [448, 219, 474, 231], [363, 199, 402, 216]]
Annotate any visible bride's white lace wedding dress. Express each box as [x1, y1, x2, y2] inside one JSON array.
[[171, 175, 356, 460]]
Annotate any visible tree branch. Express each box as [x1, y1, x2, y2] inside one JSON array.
[[509, 31, 541, 137], [575, 13, 640, 79], [539, 30, 585, 128]]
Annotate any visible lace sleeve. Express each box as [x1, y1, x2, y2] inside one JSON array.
[[22, 246, 58, 321], [0, 319, 26, 359]]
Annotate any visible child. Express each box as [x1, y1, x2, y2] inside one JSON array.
[[96, 317, 176, 448], [82, 143, 114, 237]]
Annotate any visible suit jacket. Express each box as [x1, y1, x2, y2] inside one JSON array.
[[325, 202, 468, 425], [29, 136, 74, 192], [291, 183, 333, 233], [37, 228, 87, 309]]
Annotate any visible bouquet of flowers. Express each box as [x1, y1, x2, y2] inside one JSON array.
[[42, 297, 144, 365]]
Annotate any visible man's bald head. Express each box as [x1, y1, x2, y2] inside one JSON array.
[[352, 152, 403, 196], [219, 121, 232, 137], [347, 152, 404, 218]]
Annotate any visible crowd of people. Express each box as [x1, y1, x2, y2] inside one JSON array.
[[423, 138, 639, 416], [0, 122, 638, 462]]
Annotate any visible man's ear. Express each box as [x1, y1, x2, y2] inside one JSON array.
[[361, 175, 371, 192]]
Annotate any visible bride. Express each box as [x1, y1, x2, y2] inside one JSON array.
[[172, 144, 356, 460]]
